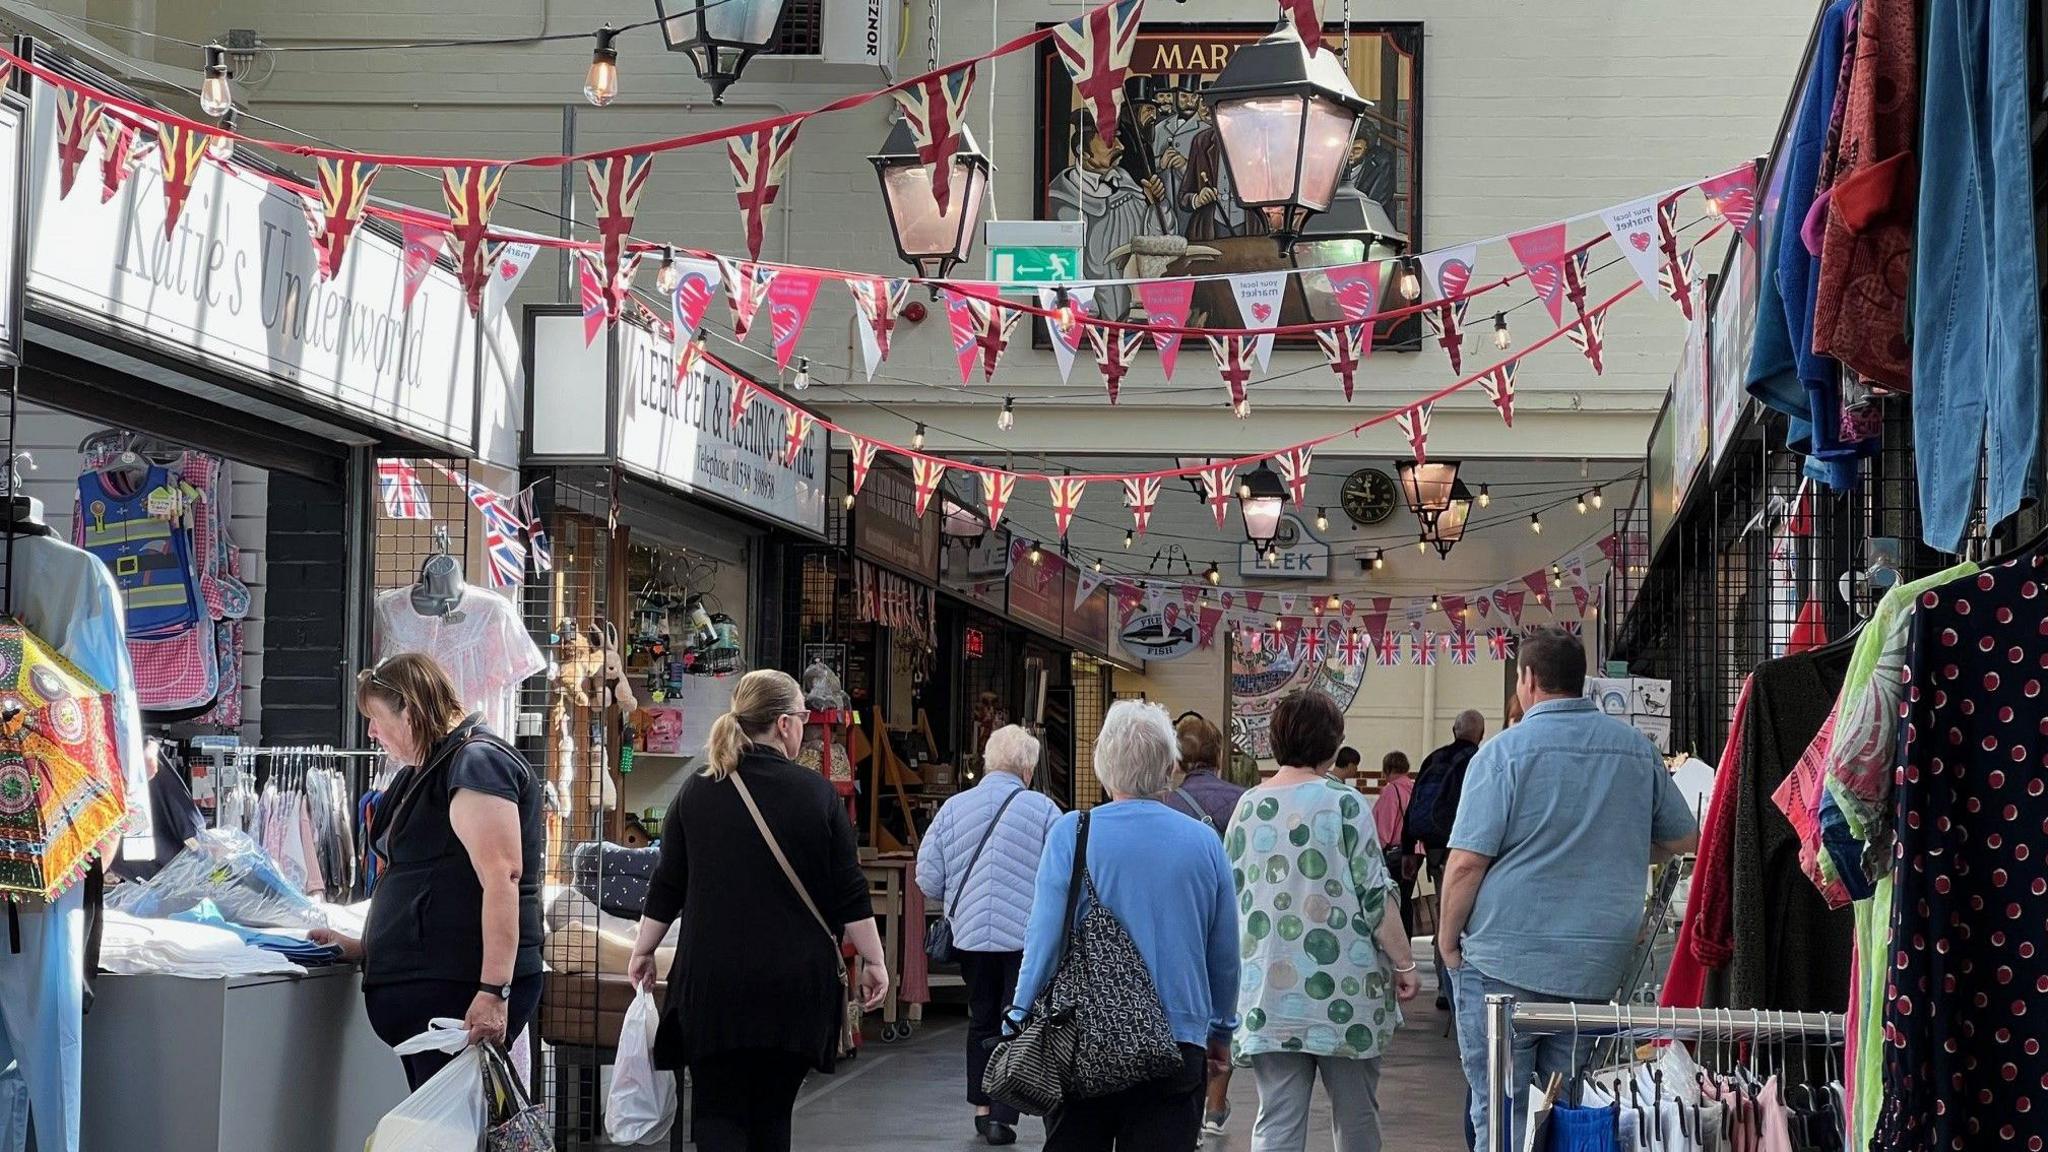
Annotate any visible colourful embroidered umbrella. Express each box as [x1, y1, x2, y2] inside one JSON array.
[[0, 619, 125, 901]]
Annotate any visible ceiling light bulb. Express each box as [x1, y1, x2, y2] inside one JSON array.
[[1492, 312, 1511, 351], [1238, 480, 1253, 499], [1373, 553, 1386, 571], [842, 492, 856, 511], [1316, 507, 1329, 532], [1478, 483, 1491, 508], [791, 358, 811, 391], [1206, 563, 1221, 585], [199, 45, 234, 118], [912, 422, 926, 450], [1399, 257, 1422, 301], [1430, 594, 1441, 612], [1123, 529, 1134, 549], [997, 396, 1015, 432], [1265, 546, 1279, 563], [1530, 513, 1543, 534], [1417, 538, 1429, 554], [1576, 494, 1588, 515], [1327, 593, 1342, 610], [1028, 541, 1043, 564], [584, 26, 621, 107], [656, 246, 680, 294], [1591, 486, 1604, 510], [1093, 557, 1103, 573]]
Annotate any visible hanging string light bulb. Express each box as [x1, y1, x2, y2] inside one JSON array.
[[1316, 507, 1330, 532], [656, 245, 681, 294], [1093, 556, 1103, 573], [1399, 257, 1423, 301], [1591, 486, 1605, 510], [1417, 537, 1429, 554], [1028, 540, 1043, 564], [1326, 593, 1342, 611], [1576, 493, 1588, 515], [1053, 286, 1077, 330], [912, 422, 927, 450], [1374, 552, 1386, 571], [1551, 564, 1564, 588], [791, 357, 812, 391], [1530, 512, 1543, 534], [1492, 312, 1512, 351], [199, 45, 234, 118], [1429, 593, 1441, 613], [1123, 529, 1134, 549], [1265, 545, 1280, 564], [208, 109, 237, 162], [842, 492, 856, 511], [997, 396, 1015, 432], [1206, 562, 1221, 586], [1477, 483, 1491, 508], [585, 26, 622, 107]]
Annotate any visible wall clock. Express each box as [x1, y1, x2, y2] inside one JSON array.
[[1340, 468, 1398, 526]]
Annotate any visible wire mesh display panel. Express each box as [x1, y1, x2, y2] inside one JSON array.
[[370, 456, 471, 595], [1071, 656, 1109, 811]]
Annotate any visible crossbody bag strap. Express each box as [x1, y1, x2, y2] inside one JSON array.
[[1057, 809, 1091, 957], [1169, 786, 1215, 829], [949, 789, 1025, 913], [730, 771, 836, 946]]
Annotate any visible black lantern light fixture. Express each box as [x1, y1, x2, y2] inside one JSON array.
[[656, 0, 789, 105], [1202, 18, 1372, 256], [1237, 462, 1289, 550], [870, 119, 992, 284], [1429, 480, 1473, 559], [1294, 194, 1406, 324], [1394, 458, 1462, 531]]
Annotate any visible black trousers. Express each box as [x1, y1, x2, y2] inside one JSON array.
[[959, 949, 1024, 1124], [683, 1049, 813, 1152], [1045, 1043, 1207, 1152], [362, 974, 544, 1090]]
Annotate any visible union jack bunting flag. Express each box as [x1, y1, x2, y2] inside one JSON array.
[[1480, 360, 1518, 427], [1447, 629, 1478, 666], [1395, 402, 1432, 465], [1658, 247, 1697, 310], [155, 123, 213, 239], [1051, 0, 1144, 139], [727, 123, 801, 261], [54, 90, 104, 200], [441, 164, 507, 314], [98, 118, 139, 204], [1412, 631, 1437, 667], [1209, 334, 1258, 418], [1198, 463, 1238, 528], [1569, 308, 1607, 376], [782, 409, 816, 467], [893, 65, 977, 213], [1088, 324, 1144, 404], [1275, 446, 1314, 508], [1279, 0, 1326, 51], [1562, 248, 1592, 326], [513, 483, 552, 575], [729, 378, 757, 426], [1122, 475, 1160, 536], [1298, 626, 1325, 663], [1486, 628, 1514, 661], [943, 289, 984, 385], [849, 277, 910, 378], [1315, 322, 1369, 402], [577, 252, 607, 347], [375, 460, 432, 520], [314, 155, 380, 280], [975, 297, 1023, 382], [1375, 633, 1403, 667], [459, 477, 529, 589], [848, 436, 882, 496], [1426, 302, 1465, 375], [911, 457, 948, 518], [717, 256, 777, 341], [586, 152, 655, 316], [1048, 476, 1087, 540], [982, 470, 1016, 529], [1570, 582, 1593, 617], [1656, 196, 1693, 319], [1558, 620, 1584, 639], [1338, 629, 1365, 666]]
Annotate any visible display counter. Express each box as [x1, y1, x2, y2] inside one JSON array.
[[82, 966, 408, 1152]]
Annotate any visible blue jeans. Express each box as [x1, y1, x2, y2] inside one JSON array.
[[1914, 0, 2043, 552], [0, 886, 85, 1152], [1448, 965, 1592, 1151]]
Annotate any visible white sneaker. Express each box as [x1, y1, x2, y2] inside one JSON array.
[[1201, 1109, 1230, 1138]]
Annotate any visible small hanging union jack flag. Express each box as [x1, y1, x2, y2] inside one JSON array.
[[1656, 195, 1693, 320], [155, 123, 213, 239], [1427, 303, 1466, 375], [1299, 626, 1325, 663], [848, 435, 882, 497], [376, 460, 432, 520], [1448, 629, 1478, 666], [586, 152, 655, 318], [1338, 629, 1365, 667], [1052, 0, 1144, 142], [513, 483, 552, 575], [97, 117, 139, 204], [442, 163, 507, 315], [314, 155, 380, 280], [1316, 322, 1369, 402], [728, 123, 801, 262], [1198, 463, 1238, 529], [1562, 248, 1592, 327], [974, 297, 1023, 382], [1558, 620, 1585, 639], [717, 256, 777, 341], [982, 470, 1016, 529], [1395, 402, 1432, 464], [729, 377, 757, 426], [1275, 446, 1314, 508], [911, 457, 948, 518], [1048, 476, 1087, 540], [1123, 475, 1160, 536], [892, 64, 977, 213], [1480, 360, 1518, 427], [1376, 633, 1403, 667], [458, 476, 529, 589], [1658, 248, 1697, 310], [1088, 324, 1144, 405], [1487, 628, 1514, 661], [54, 89, 104, 200], [1209, 334, 1258, 418], [577, 252, 607, 346], [1569, 309, 1608, 376], [782, 409, 816, 466], [849, 277, 911, 375], [1413, 631, 1438, 667]]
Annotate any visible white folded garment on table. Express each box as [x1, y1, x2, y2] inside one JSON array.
[[100, 911, 307, 978]]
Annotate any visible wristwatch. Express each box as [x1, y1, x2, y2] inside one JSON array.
[[479, 981, 511, 1001]]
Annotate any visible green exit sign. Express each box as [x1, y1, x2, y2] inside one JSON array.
[[985, 221, 1085, 297]]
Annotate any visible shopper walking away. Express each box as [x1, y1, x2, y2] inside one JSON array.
[[314, 654, 546, 1089], [1372, 752, 1418, 931], [1229, 691, 1420, 1152], [1438, 628, 1698, 1145], [917, 725, 1062, 1146], [1161, 713, 1248, 1139], [1330, 746, 1363, 785], [626, 670, 891, 1152], [1011, 699, 1240, 1151], [1406, 710, 1484, 1010]]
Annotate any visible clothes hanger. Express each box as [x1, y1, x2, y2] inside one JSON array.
[[1, 452, 46, 535], [412, 526, 467, 617]]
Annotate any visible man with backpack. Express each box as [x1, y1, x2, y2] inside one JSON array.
[[1406, 709, 1485, 1009]]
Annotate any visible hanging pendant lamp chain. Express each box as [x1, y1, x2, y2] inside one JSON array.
[[927, 0, 941, 73], [1340, 0, 1351, 64]]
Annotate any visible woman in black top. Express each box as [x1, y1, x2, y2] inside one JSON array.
[[627, 669, 889, 1152], [311, 653, 545, 1089]]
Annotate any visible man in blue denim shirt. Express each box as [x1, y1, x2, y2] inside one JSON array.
[[1437, 628, 1698, 1147]]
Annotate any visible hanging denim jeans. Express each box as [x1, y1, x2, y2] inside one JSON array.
[[0, 887, 84, 1152], [1913, 0, 2043, 553]]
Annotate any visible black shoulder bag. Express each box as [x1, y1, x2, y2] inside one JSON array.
[[925, 789, 1025, 965]]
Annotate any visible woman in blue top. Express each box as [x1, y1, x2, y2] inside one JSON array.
[[1011, 699, 1241, 1151]]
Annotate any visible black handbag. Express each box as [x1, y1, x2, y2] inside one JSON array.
[[925, 789, 1024, 965], [982, 810, 1184, 1114]]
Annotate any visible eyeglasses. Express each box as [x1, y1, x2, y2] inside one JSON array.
[[783, 710, 811, 726], [359, 659, 402, 698]]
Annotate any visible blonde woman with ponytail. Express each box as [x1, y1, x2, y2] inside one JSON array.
[[627, 669, 888, 1152]]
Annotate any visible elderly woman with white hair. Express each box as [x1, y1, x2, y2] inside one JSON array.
[[917, 724, 1062, 1146], [1009, 700, 1241, 1151]]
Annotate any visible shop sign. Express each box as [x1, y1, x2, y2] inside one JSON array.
[[1063, 567, 1110, 654], [0, 93, 24, 367], [1708, 239, 1755, 470], [23, 82, 497, 454], [1237, 512, 1330, 579], [854, 458, 939, 581], [963, 627, 987, 659], [1118, 609, 1198, 661], [939, 526, 1009, 612], [1006, 554, 1065, 637]]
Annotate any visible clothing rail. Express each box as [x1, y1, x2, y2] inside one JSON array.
[[1482, 997, 1844, 1152]]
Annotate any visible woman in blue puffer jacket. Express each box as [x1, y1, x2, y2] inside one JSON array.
[[916, 725, 1063, 1146]]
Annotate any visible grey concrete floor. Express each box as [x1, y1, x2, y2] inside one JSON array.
[[598, 994, 1471, 1151]]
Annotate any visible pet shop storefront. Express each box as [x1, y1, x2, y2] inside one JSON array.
[[521, 305, 827, 1099]]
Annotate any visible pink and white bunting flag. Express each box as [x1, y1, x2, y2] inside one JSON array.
[[1038, 285, 1097, 383], [400, 223, 446, 312], [1492, 588, 1526, 625], [1700, 164, 1758, 246], [1209, 334, 1258, 417], [1480, 360, 1518, 427], [1441, 594, 1467, 623], [1569, 308, 1608, 375], [849, 277, 910, 379], [717, 256, 776, 341], [585, 153, 654, 315], [1599, 194, 1665, 301], [1278, 594, 1298, 617], [1073, 566, 1107, 610], [481, 240, 541, 318], [982, 470, 1016, 529], [767, 270, 823, 371], [1048, 476, 1087, 539], [1135, 279, 1197, 379], [942, 288, 985, 385], [1123, 475, 1160, 535], [1395, 403, 1432, 464], [1316, 322, 1369, 401], [1322, 262, 1383, 336], [1050, 0, 1145, 138], [1198, 463, 1238, 528], [727, 122, 801, 261], [892, 65, 977, 214], [1196, 606, 1224, 650], [1570, 583, 1593, 617], [911, 457, 948, 518], [848, 436, 882, 496], [1507, 223, 1568, 326], [782, 409, 816, 466], [670, 256, 721, 365], [1275, 446, 1314, 508], [1523, 569, 1553, 610], [1227, 271, 1287, 370], [1088, 323, 1144, 404]]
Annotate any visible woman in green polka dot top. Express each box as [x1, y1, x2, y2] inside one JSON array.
[[1225, 690, 1421, 1151]]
